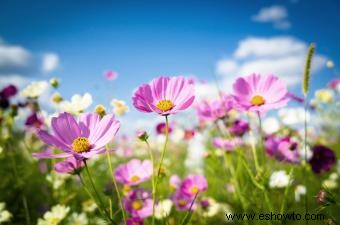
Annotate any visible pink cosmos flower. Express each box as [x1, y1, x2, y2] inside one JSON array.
[[124, 189, 153, 218], [54, 157, 84, 174], [212, 137, 241, 152], [180, 175, 208, 197], [232, 74, 289, 113], [172, 190, 197, 211], [196, 95, 234, 122], [115, 159, 153, 186], [169, 175, 181, 190], [33, 112, 120, 160], [132, 76, 195, 116], [265, 135, 300, 163], [104, 70, 118, 80], [328, 79, 340, 90]]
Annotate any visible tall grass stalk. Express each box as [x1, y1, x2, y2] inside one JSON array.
[[302, 42, 315, 225]]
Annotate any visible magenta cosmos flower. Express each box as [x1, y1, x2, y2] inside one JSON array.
[[124, 189, 153, 219], [265, 135, 300, 163], [232, 74, 289, 112], [33, 112, 120, 160], [126, 217, 144, 225], [180, 175, 208, 197], [115, 159, 153, 186], [132, 76, 195, 116], [228, 119, 249, 136], [172, 190, 197, 211]]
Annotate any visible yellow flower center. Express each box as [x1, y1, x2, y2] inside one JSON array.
[[156, 100, 174, 111], [72, 137, 91, 153], [190, 186, 199, 194], [131, 200, 143, 210], [131, 175, 140, 182], [251, 95, 265, 106], [178, 199, 186, 206]]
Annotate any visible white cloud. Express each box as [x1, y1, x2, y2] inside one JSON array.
[[234, 37, 306, 59], [216, 36, 327, 89], [251, 5, 291, 30], [0, 44, 31, 68], [0, 74, 30, 89], [42, 53, 59, 73], [252, 5, 287, 22]]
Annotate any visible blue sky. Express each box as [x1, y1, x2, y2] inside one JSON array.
[[0, 0, 339, 130]]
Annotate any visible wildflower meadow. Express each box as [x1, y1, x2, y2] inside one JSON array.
[[0, 44, 339, 225]]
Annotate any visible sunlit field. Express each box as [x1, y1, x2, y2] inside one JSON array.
[[0, 1, 339, 225]]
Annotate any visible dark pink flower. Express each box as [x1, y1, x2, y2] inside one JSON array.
[[232, 74, 289, 113], [180, 175, 207, 197], [228, 119, 249, 136], [25, 113, 44, 128], [33, 112, 120, 160], [115, 159, 153, 186], [309, 145, 336, 173], [172, 190, 196, 211], [132, 76, 195, 116], [156, 122, 173, 135], [126, 217, 144, 225], [0, 84, 17, 99]]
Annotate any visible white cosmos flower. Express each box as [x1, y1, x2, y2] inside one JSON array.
[[201, 198, 220, 218], [322, 173, 339, 189], [37, 204, 70, 225], [21, 81, 48, 98], [0, 203, 12, 223], [314, 89, 334, 103], [67, 212, 88, 225], [269, 170, 291, 188], [82, 200, 97, 213], [294, 185, 306, 202], [111, 99, 129, 116], [155, 199, 173, 219], [59, 93, 92, 115], [278, 107, 310, 126]]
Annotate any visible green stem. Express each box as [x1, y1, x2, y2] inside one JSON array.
[[257, 112, 265, 165], [77, 173, 106, 218], [304, 99, 309, 225], [249, 130, 261, 173], [145, 140, 156, 221], [83, 160, 115, 225], [106, 150, 127, 225], [152, 115, 169, 225]]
